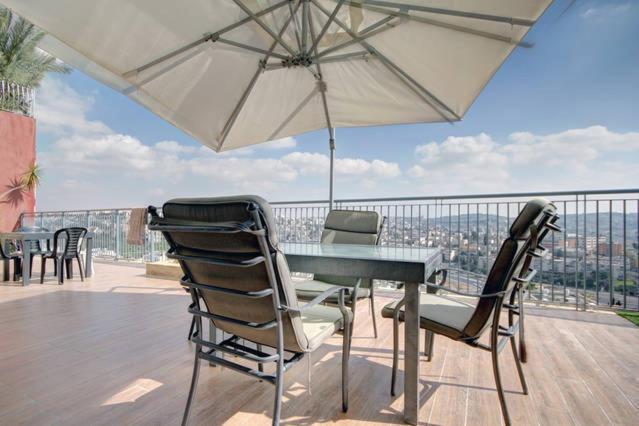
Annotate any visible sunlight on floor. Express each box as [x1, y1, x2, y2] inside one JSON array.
[[101, 378, 163, 406]]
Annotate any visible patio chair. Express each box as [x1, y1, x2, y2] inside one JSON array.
[[148, 196, 353, 426], [432, 203, 561, 363], [40, 227, 87, 284], [0, 239, 22, 281], [295, 210, 385, 337], [382, 198, 560, 426]]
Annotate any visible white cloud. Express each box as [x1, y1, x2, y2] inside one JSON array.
[[581, 2, 632, 20], [411, 126, 639, 194], [36, 78, 111, 137]]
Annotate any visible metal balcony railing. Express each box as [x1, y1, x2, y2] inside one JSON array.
[[19, 188, 639, 311], [0, 80, 35, 117]]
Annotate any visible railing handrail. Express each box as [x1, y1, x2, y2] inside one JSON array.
[[21, 188, 639, 214]]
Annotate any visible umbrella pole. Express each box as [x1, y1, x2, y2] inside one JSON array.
[[329, 127, 335, 210]]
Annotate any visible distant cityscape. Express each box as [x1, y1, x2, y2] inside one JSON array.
[[276, 211, 639, 310]]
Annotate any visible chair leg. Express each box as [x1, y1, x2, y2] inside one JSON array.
[[341, 316, 352, 412], [57, 258, 64, 284], [65, 258, 72, 279], [181, 344, 202, 426], [272, 353, 284, 425], [370, 292, 378, 339], [492, 340, 511, 426], [76, 255, 85, 282], [40, 258, 46, 284], [13, 259, 22, 281], [391, 315, 400, 396], [511, 336, 528, 395], [187, 317, 195, 340], [424, 330, 435, 361], [518, 285, 527, 363], [30, 256, 34, 278]]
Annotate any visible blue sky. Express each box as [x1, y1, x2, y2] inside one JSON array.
[[34, 0, 639, 210]]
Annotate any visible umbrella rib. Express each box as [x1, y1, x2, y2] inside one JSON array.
[[308, 0, 346, 55], [315, 15, 397, 59], [316, 51, 372, 64], [122, 0, 289, 78], [329, 0, 534, 48], [338, 0, 536, 26], [218, 1, 302, 149], [307, 1, 334, 131], [232, 0, 297, 56], [312, 0, 460, 122], [267, 86, 319, 141], [216, 38, 289, 60], [289, 0, 304, 52], [122, 45, 208, 94]]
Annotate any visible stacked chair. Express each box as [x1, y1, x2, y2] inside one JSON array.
[[294, 210, 385, 337], [148, 196, 353, 426], [382, 198, 561, 426]]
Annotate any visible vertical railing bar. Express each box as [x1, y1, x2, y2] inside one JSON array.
[[563, 200, 567, 303], [623, 200, 627, 309], [596, 200, 599, 306], [467, 202, 470, 290], [583, 194, 587, 311], [608, 200, 613, 307], [575, 195, 579, 310], [457, 203, 461, 288]]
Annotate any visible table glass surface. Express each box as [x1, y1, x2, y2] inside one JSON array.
[[280, 242, 440, 263]]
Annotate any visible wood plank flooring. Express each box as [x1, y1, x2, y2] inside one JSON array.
[[0, 261, 637, 425]]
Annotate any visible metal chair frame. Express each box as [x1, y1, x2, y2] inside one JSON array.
[[389, 208, 561, 426], [149, 202, 352, 426]]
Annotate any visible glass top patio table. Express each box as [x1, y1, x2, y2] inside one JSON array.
[[280, 242, 442, 284]]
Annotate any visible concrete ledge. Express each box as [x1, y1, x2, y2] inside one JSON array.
[[145, 261, 182, 280]]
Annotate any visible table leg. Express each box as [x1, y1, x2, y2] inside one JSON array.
[[21, 238, 31, 286], [2, 240, 9, 282], [85, 237, 93, 277], [404, 282, 420, 425]]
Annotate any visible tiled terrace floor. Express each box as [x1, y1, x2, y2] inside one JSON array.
[[0, 261, 638, 425]]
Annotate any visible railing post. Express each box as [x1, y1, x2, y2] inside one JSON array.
[[115, 210, 121, 261]]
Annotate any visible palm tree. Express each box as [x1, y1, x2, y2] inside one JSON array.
[[0, 6, 69, 86], [0, 163, 42, 201]]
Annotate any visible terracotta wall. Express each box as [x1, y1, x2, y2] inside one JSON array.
[[0, 110, 36, 232]]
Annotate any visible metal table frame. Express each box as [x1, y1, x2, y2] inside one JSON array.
[[209, 242, 441, 425], [1, 231, 94, 286]]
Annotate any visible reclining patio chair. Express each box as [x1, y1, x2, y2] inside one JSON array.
[[382, 198, 560, 426], [148, 196, 353, 426], [295, 210, 385, 337], [0, 239, 23, 281]]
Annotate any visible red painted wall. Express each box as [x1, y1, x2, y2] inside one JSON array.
[[0, 110, 36, 232]]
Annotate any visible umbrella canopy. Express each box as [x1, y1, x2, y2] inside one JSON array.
[[2, 0, 552, 203], [3, 0, 552, 148]]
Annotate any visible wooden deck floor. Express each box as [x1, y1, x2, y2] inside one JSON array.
[[1, 261, 638, 425]]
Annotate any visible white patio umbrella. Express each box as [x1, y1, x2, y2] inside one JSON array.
[[2, 0, 552, 206]]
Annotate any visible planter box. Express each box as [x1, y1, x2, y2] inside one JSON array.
[[145, 261, 182, 281]]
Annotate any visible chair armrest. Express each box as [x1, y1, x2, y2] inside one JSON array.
[[282, 286, 351, 313], [424, 282, 508, 298]]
